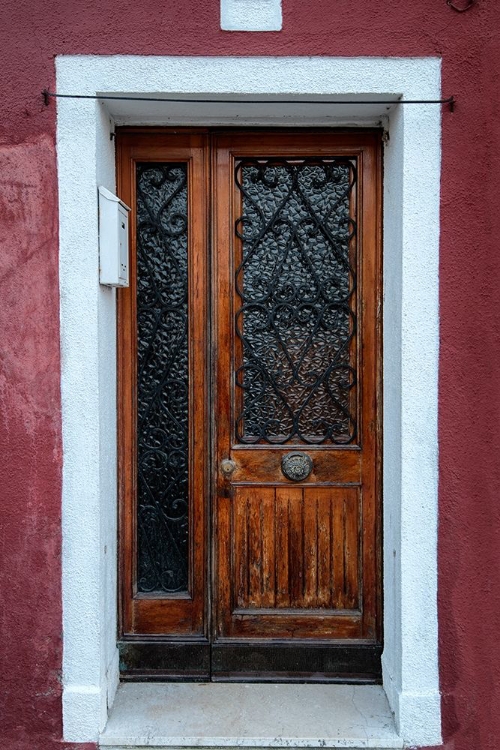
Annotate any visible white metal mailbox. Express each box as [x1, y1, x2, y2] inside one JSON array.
[[98, 186, 131, 287]]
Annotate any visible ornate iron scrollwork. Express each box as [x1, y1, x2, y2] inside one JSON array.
[[281, 452, 314, 482], [234, 157, 358, 446], [136, 163, 189, 594]]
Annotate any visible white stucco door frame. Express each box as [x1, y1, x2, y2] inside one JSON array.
[[57, 56, 442, 747]]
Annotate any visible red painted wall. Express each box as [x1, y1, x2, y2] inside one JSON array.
[[1, 1, 499, 748]]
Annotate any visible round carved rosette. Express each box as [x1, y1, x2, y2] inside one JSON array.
[[281, 452, 313, 482]]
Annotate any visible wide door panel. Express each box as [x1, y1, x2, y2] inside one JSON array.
[[213, 132, 381, 672]]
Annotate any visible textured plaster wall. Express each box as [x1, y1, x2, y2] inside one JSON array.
[[0, 2, 499, 750]]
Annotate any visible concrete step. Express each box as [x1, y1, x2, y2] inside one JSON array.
[[99, 683, 403, 749]]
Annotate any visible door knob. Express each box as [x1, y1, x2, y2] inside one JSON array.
[[220, 458, 236, 477]]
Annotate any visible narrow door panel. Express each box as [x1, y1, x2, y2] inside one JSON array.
[[117, 133, 209, 649]]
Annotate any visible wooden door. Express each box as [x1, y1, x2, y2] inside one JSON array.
[[117, 129, 382, 681]]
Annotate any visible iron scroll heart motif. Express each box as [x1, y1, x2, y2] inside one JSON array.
[[281, 452, 314, 482]]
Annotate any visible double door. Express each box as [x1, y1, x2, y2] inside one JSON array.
[[117, 130, 382, 681]]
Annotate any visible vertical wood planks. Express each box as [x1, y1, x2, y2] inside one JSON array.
[[233, 486, 359, 611]]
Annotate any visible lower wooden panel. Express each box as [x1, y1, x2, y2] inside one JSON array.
[[226, 486, 361, 639], [130, 596, 204, 636]]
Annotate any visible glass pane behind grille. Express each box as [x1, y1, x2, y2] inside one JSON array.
[[136, 163, 189, 593], [235, 158, 357, 445]]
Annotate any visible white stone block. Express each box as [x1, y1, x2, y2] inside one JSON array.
[[221, 0, 282, 31]]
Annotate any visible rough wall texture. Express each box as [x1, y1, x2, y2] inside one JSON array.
[[0, 1, 499, 748]]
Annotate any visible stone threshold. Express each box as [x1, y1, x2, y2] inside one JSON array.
[[99, 683, 403, 749]]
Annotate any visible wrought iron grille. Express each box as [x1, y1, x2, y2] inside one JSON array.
[[136, 163, 189, 593], [234, 157, 358, 445]]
